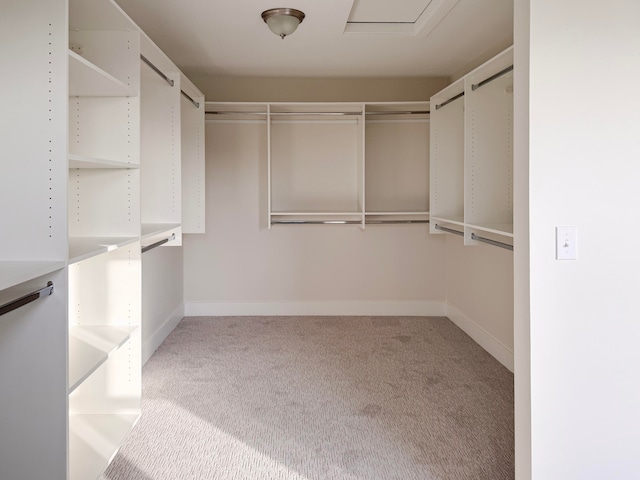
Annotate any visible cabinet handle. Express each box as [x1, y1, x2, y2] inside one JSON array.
[[0, 282, 54, 317]]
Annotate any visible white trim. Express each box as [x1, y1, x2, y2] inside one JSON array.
[[446, 303, 514, 372], [185, 300, 447, 317], [142, 302, 185, 365]]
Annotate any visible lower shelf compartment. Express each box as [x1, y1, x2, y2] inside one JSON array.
[[69, 412, 140, 480]]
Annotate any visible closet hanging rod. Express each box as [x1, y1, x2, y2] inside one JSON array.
[[435, 92, 464, 110], [471, 233, 514, 251], [205, 111, 268, 116], [365, 111, 430, 116], [181, 90, 200, 109], [472, 65, 514, 91], [140, 55, 174, 87], [0, 281, 54, 317], [141, 233, 176, 253], [434, 224, 464, 236], [272, 220, 362, 225], [366, 219, 430, 225], [269, 112, 362, 116]]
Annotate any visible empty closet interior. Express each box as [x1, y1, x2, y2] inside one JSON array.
[[0, 0, 513, 478]]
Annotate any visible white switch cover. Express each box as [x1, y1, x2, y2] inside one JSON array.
[[556, 226, 577, 260]]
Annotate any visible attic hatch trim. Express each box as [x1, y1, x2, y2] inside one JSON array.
[[344, 0, 460, 37]]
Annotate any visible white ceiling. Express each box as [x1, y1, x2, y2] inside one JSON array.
[[114, 0, 513, 79]]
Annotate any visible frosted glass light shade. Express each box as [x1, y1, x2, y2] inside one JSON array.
[[261, 8, 305, 39]]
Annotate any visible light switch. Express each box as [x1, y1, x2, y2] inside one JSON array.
[[556, 226, 577, 260]]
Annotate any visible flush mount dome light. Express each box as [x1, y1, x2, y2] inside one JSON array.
[[261, 8, 305, 39]]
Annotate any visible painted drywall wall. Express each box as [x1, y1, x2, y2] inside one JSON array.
[[184, 121, 447, 314], [521, 0, 640, 478], [190, 76, 449, 103], [513, 0, 531, 477], [142, 245, 184, 363], [445, 235, 514, 369]]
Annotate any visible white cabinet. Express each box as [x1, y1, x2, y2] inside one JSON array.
[[430, 47, 514, 250]]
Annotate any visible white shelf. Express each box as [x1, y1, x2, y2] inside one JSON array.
[[69, 237, 139, 264], [68, 50, 136, 97], [69, 413, 140, 480], [466, 222, 514, 238], [68, 326, 138, 393], [141, 223, 181, 240], [0, 261, 65, 291], [431, 215, 465, 227], [68, 154, 139, 169]]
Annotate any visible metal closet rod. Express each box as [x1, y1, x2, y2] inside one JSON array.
[[435, 91, 464, 111], [181, 90, 200, 109], [365, 111, 430, 116], [0, 281, 54, 317], [472, 65, 514, 91], [434, 224, 464, 236], [271, 219, 430, 225], [140, 54, 174, 87], [142, 233, 176, 253], [471, 233, 514, 251]]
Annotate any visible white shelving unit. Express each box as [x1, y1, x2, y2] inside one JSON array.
[[0, 0, 69, 478], [430, 47, 514, 250], [181, 74, 206, 234], [67, 2, 142, 479], [268, 103, 366, 227], [365, 102, 430, 225], [140, 36, 183, 246], [2, 1, 205, 478]]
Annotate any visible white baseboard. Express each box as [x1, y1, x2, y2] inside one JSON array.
[[142, 302, 185, 365], [185, 300, 447, 317], [446, 303, 514, 372]]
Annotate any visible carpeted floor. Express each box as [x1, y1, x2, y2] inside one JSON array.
[[101, 316, 514, 480]]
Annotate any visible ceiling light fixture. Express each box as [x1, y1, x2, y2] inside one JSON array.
[[261, 8, 305, 39]]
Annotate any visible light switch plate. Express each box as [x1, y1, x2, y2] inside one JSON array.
[[556, 226, 577, 260]]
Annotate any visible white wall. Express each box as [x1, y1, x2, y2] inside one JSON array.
[[445, 235, 514, 370], [184, 121, 447, 315], [142, 246, 184, 363], [518, 0, 640, 477]]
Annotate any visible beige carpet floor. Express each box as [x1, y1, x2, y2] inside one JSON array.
[[101, 316, 514, 480]]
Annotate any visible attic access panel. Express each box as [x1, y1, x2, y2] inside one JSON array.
[[344, 0, 460, 36]]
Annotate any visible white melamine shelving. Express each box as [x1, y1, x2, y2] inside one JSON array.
[[69, 325, 138, 392], [2, 0, 204, 478], [429, 46, 514, 250], [268, 103, 365, 227], [68, 50, 137, 97], [69, 413, 140, 480], [364, 102, 430, 222], [140, 37, 182, 246], [181, 74, 206, 234], [430, 78, 465, 232], [68, 154, 140, 169]]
